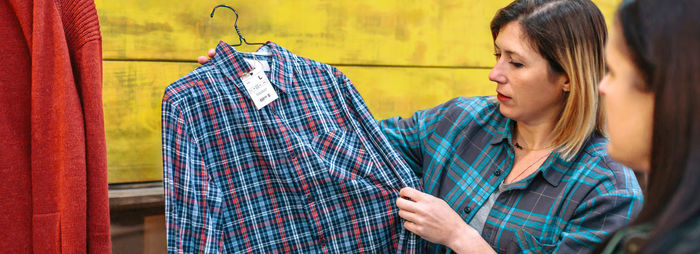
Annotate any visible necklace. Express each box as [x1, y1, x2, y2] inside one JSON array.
[[513, 132, 555, 151], [505, 152, 550, 184], [514, 142, 555, 151]]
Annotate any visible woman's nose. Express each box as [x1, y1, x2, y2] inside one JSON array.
[[489, 63, 507, 84]]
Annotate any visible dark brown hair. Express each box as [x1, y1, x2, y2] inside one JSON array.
[[490, 0, 608, 160], [604, 0, 700, 252]]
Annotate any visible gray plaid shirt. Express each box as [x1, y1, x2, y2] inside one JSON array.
[[381, 96, 644, 253]]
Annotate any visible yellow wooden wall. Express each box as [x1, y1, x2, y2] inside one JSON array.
[[97, 0, 622, 183]]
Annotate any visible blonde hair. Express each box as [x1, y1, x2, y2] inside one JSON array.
[[491, 0, 607, 160]]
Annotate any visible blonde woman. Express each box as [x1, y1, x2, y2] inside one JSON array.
[[198, 1, 642, 252], [390, 0, 641, 253]]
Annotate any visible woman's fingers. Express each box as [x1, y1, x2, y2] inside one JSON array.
[[197, 49, 217, 65], [197, 56, 210, 65], [403, 220, 421, 234], [398, 209, 420, 223], [396, 196, 419, 213], [399, 187, 426, 202]]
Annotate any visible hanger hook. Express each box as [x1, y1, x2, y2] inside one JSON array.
[[210, 4, 264, 46]]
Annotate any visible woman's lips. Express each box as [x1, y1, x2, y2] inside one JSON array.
[[497, 92, 512, 102]]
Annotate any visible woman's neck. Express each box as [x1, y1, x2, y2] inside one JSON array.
[[514, 118, 556, 150]]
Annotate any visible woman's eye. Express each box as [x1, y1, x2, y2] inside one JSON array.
[[510, 62, 523, 68], [494, 53, 502, 59], [605, 65, 614, 77]]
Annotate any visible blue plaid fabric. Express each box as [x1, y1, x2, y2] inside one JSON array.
[[162, 41, 422, 253], [380, 97, 644, 253]]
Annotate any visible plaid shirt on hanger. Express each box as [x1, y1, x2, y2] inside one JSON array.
[[162, 41, 422, 253]]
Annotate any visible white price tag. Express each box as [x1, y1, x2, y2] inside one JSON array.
[[244, 59, 270, 72], [240, 68, 278, 110]]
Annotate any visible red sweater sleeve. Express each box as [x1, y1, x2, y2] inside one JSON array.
[[60, 0, 112, 253]]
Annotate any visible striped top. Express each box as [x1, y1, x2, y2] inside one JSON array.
[[380, 96, 644, 253]]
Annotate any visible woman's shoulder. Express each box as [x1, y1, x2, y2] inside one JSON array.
[[573, 132, 620, 169], [566, 132, 642, 193]]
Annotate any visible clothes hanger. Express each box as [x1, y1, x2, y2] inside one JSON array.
[[210, 4, 271, 55]]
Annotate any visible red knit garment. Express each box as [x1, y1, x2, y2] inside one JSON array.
[[0, 0, 111, 252]]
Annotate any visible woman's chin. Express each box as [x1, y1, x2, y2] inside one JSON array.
[[498, 104, 517, 120]]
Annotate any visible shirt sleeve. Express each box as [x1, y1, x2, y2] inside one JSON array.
[[377, 112, 426, 178], [331, 68, 422, 187], [162, 97, 223, 253], [331, 67, 424, 253], [376, 96, 466, 179], [553, 174, 644, 253]]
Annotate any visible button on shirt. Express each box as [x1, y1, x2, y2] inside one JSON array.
[[380, 96, 644, 253], [162, 41, 422, 253]]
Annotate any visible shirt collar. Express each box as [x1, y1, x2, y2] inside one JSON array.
[[211, 41, 295, 93], [491, 117, 514, 146], [490, 117, 572, 187], [539, 152, 573, 187]]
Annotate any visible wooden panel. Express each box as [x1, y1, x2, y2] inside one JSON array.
[[103, 60, 491, 183], [95, 0, 621, 67], [95, 0, 508, 67], [340, 66, 494, 119], [103, 61, 199, 183]]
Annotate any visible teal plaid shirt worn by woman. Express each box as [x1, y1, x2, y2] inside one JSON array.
[[380, 96, 644, 253]]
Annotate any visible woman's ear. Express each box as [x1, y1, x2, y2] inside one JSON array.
[[561, 75, 571, 92]]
